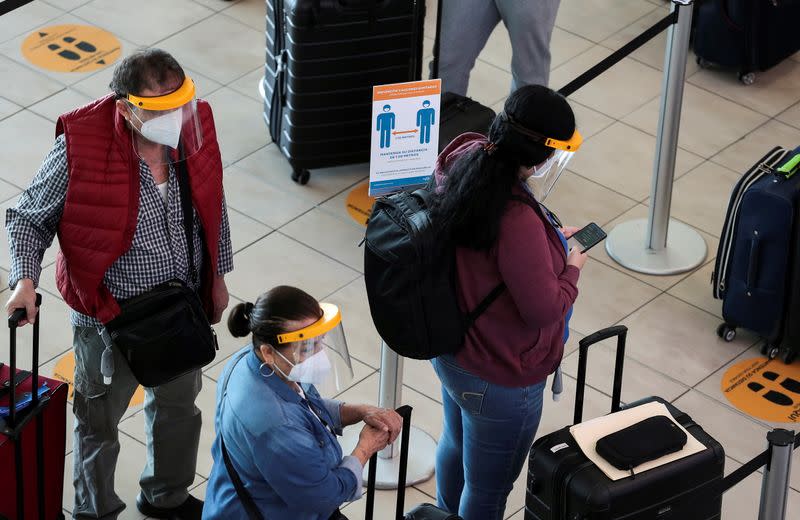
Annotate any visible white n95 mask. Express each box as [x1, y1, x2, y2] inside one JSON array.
[[133, 109, 183, 149], [276, 349, 333, 385]]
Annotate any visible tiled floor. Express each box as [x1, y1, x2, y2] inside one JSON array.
[[2, 0, 800, 518]]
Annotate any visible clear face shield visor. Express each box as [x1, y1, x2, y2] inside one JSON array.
[[501, 112, 583, 201], [273, 303, 354, 396], [126, 76, 203, 165]]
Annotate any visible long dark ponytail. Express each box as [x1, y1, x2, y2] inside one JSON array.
[[432, 85, 575, 250]]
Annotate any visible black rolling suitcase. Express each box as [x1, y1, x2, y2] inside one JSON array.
[[525, 326, 726, 520], [693, 0, 800, 85], [712, 147, 800, 363], [430, 1, 496, 153], [364, 406, 461, 520], [263, 0, 426, 185]]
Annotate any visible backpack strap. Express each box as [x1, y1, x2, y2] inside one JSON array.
[[465, 282, 506, 327]]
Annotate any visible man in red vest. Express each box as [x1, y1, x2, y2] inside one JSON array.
[[5, 49, 233, 519]]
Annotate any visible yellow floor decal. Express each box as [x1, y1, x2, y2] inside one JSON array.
[[22, 24, 121, 73], [346, 181, 375, 227], [721, 356, 800, 423]]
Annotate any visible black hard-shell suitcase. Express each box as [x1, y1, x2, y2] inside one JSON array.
[[363, 406, 461, 520], [525, 326, 725, 520], [263, 0, 426, 184], [430, 1, 495, 152], [693, 0, 800, 85], [712, 147, 800, 363]]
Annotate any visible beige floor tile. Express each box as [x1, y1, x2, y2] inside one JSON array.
[[545, 170, 637, 232], [467, 60, 513, 107], [62, 433, 154, 519], [0, 110, 62, 187], [157, 14, 263, 84], [222, 164, 316, 228], [280, 208, 365, 273], [204, 87, 269, 165], [689, 58, 800, 118], [722, 457, 800, 519], [43, 0, 92, 10], [649, 160, 741, 237], [403, 358, 440, 404], [623, 83, 769, 159], [550, 46, 663, 119], [318, 181, 373, 227], [325, 277, 382, 369], [478, 23, 512, 74], [73, 0, 213, 46], [27, 88, 92, 122], [190, 478, 208, 501], [777, 101, 800, 130], [234, 145, 368, 205], [561, 336, 689, 405], [0, 1, 63, 45], [193, 0, 241, 12], [0, 96, 22, 121], [568, 101, 615, 140], [567, 122, 704, 201], [711, 119, 800, 174], [668, 259, 722, 319], [507, 507, 524, 520], [221, 0, 265, 31], [224, 231, 360, 303], [0, 178, 20, 203], [601, 5, 700, 77], [570, 259, 660, 336], [119, 374, 218, 478], [226, 207, 272, 253], [477, 24, 594, 74], [228, 67, 264, 103], [539, 372, 618, 436], [590, 204, 719, 291], [555, 0, 658, 43], [619, 294, 755, 387], [0, 55, 66, 107], [673, 390, 772, 465]]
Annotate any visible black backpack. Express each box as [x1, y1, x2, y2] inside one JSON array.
[[363, 186, 505, 360]]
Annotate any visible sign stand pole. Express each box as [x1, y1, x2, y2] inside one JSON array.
[[339, 341, 437, 489]]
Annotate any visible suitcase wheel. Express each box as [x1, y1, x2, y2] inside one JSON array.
[[780, 349, 796, 365], [292, 168, 310, 186], [760, 343, 780, 360], [717, 323, 736, 342], [739, 72, 756, 86], [696, 56, 713, 70]]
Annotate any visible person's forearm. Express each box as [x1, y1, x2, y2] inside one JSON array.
[[340, 403, 373, 427]]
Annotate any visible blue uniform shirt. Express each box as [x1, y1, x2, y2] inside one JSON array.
[[203, 347, 362, 519]]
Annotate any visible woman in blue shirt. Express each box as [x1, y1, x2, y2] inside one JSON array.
[[203, 286, 402, 519]]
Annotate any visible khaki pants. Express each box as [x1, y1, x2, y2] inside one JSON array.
[[71, 326, 202, 519]]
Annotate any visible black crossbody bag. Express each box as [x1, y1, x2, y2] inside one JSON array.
[[104, 158, 218, 388]]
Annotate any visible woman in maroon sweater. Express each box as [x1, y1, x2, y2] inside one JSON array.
[[430, 85, 587, 520]]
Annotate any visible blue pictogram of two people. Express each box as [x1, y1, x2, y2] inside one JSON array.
[[376, 100, 436, 149]]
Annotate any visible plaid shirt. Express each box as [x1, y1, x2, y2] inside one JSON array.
[[6, 135, 234, 327]]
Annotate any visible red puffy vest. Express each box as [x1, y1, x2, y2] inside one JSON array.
[[54, 94, 224, 323]]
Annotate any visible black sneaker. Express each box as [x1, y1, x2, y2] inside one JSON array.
[[136, 493, 204, 520]]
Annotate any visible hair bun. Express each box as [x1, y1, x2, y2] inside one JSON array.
[[227, 302, 254, 338]]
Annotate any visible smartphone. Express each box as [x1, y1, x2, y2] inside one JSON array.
[[567, 222, 607, 253]]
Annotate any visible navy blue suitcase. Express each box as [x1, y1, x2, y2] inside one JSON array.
[[693, 0, 800, 85], [712, 147, 800, 363]]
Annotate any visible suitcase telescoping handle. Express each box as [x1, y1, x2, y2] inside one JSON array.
[[7, 292, 43, 428], [365, 405, 412, 520], [574, 325, 627, 424]]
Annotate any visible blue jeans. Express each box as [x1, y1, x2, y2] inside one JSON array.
[[431, 355, 545, 520]]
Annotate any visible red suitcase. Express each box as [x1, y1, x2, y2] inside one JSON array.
[[0, 294, 68, 520]]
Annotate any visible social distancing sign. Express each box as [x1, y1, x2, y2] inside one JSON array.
[[369, 79, 441, 197], [345, 181, 374, 227], [22, 24, 121, 73], [721, 356, 800, 423], [53, 351, 144, 407]]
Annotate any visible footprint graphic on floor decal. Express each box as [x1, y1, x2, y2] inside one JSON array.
[[48, 37, 97, 61], [747, 371, 800, 407]]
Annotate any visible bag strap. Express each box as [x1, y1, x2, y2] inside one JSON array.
[[217, 351, 265, 520], [464, 282, 506, 327], [175, 158, 198, 285], [221, 436, 265, 520]]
